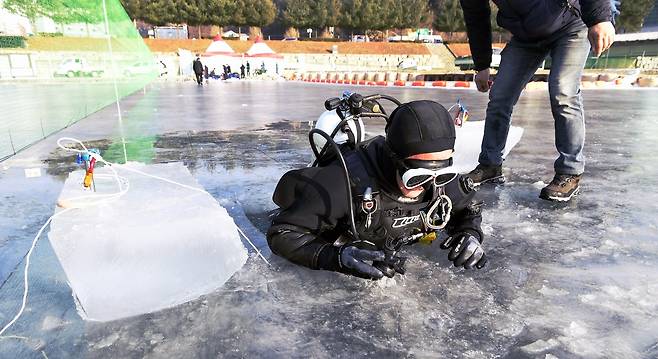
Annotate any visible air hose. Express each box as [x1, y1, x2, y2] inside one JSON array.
[[308, 129, 359, 242]]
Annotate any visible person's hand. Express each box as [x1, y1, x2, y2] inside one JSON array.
[[474, 68, 491, 92], [339, 245, 385, 279], [373, 251, 407, 278], [588, 21, 615, 57], [441, 233, 487, 269]]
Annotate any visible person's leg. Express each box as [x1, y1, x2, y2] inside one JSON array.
[[547, 23, 590, 175], [478, 40, 549, 167]]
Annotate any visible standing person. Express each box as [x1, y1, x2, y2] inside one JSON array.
[[192, 56, 204, 85], [240, 63, 246, 79], [246, 61, 251, 77], [203, 65, 209, 81], [460, 0, 615, 202]]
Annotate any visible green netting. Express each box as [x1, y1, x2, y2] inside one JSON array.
[[0, 0, 157, 161], [544, 55, 640, 70]]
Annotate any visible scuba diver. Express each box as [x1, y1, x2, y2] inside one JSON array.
[[267, 96, 486, 280]]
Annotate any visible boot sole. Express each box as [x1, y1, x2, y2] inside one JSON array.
[[473, 175, 505, 187], [539, 186, 580, 202]]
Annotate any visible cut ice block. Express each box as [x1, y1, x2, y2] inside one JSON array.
[[439, 121, 523, 174], [48, 162, 248, 322]]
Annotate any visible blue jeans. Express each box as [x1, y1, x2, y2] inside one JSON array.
[[479, 22, 591, 175]]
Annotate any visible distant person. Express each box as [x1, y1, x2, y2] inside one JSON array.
[[227, 65, 232, 75], [460, 0, 615, 202], [246, 62, 251, 76], [223, 64, 228, 78], [203, 65, 209, 80], [192, 56, 204, 85], [240, 64, 246, 79]]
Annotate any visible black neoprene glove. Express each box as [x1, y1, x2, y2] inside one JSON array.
[[441, 232, 487, 269], [338, 245, 385, 280]]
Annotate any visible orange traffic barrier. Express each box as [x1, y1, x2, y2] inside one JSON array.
[[411, 81, 425, 87], [376, 81, 388, 86], [394, 80, 405, 86], [454, 81, 471, 88], [358, 80, 367, 85], [432, 81, 447, 87]]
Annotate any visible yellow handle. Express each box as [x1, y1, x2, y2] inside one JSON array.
[[419, 231, 437, 245], [83, 171, 93, 188]]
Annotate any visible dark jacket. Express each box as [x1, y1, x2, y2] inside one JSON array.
[[460, 0, 613, 71], [192, 59, 203, 74], [267, 137, 483, 273]]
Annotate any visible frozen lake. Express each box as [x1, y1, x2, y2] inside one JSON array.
[[1, 81, 658, 358]]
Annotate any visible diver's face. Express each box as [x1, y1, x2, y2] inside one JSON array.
[[396, 171, 425, 198], [395, 150, 453, 198]]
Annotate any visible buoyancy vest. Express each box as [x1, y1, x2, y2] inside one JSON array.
[[342, 138, 476, 251]]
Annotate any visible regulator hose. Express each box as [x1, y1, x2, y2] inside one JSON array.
[[308, 128, 359, 241]]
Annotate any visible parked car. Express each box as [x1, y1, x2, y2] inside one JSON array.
[[54, 58, 104, 78], [123, 61, 157, 77], [398, 58, 418, 69], [418, 34, 443, 43], [352, 35, 369, 42], [281, 37, 298, 41], [454, 47, 503, 71]]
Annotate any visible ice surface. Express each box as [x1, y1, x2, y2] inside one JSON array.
[[2, 84, 658, 358], [47, 162, 247, 321]]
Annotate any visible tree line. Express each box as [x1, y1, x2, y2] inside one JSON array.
[[120, 0, 439, 33], [4, 0, 654, 37]]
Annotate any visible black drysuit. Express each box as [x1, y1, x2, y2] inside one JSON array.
[[267, 137, 483, 274]]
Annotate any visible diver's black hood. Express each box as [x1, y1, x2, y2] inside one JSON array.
[[385, 100, 455, 159]]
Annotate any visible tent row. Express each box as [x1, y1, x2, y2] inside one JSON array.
[[201, 35, 283, 75]]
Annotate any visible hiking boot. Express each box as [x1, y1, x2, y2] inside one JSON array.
[[466, 164, 505, 186], [539, 174, 582, 202]]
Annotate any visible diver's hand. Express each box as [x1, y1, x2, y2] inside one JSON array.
[[339, 245, 385, 280], [588, 21, 615, 57], [475, 68, 491, 92], [374, 252, 407, 278], [441, 233, 487, 269]]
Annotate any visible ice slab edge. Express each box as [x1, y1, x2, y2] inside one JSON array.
[[48, 162, 248, 322], [441, 121, 523, 174]]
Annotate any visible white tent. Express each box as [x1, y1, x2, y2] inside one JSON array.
[[201, 35, 243, 76], [204, 34, 235, 55], [245, 37, 283, 76], [246, 37, 280, 57]]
